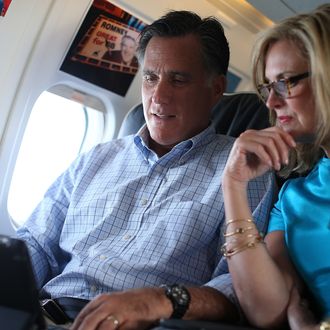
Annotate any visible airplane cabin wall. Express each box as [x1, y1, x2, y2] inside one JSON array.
[[0, 0, 143, 235], [0, 0, 260, 235]]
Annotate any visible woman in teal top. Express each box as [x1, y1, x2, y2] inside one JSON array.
[[221, 4, 330, 330], [269, 156, 330, 319]]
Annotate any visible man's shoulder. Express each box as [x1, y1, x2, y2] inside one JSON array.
[[83, 135, 135, 160], [211, 133, 235, 150], [191, 133, 235, 164], [71, 135, 136, 173], [214, 133, 235, 143], [96, 135, 134, 151]]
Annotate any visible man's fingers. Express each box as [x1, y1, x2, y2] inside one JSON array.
[[71, 294, 111, 330]]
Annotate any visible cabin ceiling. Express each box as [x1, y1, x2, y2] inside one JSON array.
[[246, 0, 330, 22], [110, 0, 329, 88]]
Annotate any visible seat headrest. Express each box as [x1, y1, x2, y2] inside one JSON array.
[[212, 92, 269, 137], [117, 92, 270, 139]]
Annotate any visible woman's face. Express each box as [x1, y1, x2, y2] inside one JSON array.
[[264, 39, 316, 140]]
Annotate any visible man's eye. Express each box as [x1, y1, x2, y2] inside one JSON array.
[[143, 75, 157, 83], [172, 77, 187, 85]]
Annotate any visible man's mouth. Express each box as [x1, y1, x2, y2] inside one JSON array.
[[151, 112, 175, 119]]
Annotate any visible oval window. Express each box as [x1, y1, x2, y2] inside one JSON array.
[[8, 87, 105, 226]]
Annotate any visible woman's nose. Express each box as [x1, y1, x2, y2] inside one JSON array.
[[266, 88, 285, 109]]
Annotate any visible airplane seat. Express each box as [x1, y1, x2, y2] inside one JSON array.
[[117, 92, 270, 139]]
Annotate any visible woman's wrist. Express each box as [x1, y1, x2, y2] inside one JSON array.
[[222, 175, 248, 192]]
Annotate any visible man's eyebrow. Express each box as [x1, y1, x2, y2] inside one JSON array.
[[142, 70, 192, 80], [168, 71, 192, 79], [142, 69, 155, 76]]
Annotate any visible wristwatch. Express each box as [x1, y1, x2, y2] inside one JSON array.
[[320, 320, 330, 330], [161, 284, 191, 319]]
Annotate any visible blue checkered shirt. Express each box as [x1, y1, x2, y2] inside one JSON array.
[[17, 124, 274, 305]]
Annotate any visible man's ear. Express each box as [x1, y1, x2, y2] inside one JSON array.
[[213, 74, 227, 97]]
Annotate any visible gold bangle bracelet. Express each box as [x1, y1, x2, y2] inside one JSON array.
[[320, 320, 330, 330], [226, 218, 253, 227], [222, 233, 255, 247], [224, 226, 254, 237], [221, 236, 264, 258]]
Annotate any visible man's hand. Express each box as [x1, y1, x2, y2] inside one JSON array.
[[70, 286, 237, 330], [70, 287, 171, 330]]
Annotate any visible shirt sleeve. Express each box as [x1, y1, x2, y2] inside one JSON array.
[[15, 148, 88, 288], [16, 172, 73, 288]]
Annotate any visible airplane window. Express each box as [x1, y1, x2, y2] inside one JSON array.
[[8, 89, 105, 226]]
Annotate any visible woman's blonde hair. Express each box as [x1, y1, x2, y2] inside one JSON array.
[[252, 4, 330, 177]]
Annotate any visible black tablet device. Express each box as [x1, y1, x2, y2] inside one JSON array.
[[0, 235, 45, 329]]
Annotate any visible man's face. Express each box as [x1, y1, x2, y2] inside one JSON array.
[[121, 37, 136, 63], [142, 35, 224, 156]]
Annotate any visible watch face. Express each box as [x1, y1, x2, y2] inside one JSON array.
[[162, 284, 191, 319], [172, 286, 190, 305]]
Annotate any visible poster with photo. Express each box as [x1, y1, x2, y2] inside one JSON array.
[[60, 0, 146, 96], [0, 0, 12, 17]]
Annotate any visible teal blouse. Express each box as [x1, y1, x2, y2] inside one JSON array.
[[268, 157, 330, 318]]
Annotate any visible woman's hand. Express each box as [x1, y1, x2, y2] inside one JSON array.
[[287, 287, 320, 330], [223, 127, 296, 185]]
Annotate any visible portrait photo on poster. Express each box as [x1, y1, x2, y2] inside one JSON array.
[[60, 0, 146, 96]]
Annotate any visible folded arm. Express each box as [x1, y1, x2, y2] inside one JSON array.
[[221, 127, 304, 328]]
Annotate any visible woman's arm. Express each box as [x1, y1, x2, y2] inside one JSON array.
[[222, 127, 301, 328], [287, 286, 320, 330]]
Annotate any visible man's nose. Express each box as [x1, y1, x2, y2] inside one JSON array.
[[152, 80, 171, 104]]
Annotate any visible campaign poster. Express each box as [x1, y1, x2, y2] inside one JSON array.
[[60, 0, 146, 96], [0, 0, 12, 17]]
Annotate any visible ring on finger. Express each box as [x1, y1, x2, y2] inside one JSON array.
[[105, 314, 120, 329]]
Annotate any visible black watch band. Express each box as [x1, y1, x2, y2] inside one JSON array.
[[161, 284, 191, 319]]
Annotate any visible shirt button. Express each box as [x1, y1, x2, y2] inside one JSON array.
[[123, 234, 132, 240], [90, 285, 97, 292], [141, 198, 148, 206], [99, 255, 107, 260]]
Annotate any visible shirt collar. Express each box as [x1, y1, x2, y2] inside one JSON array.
[[134, 124, 216, 164]]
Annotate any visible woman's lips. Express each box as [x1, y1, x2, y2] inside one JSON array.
[[278, 116, 292, 124]]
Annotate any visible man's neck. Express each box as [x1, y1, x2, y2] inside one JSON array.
[[148, 139, 173, 157]]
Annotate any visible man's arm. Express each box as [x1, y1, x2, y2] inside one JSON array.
[[16, 149, 80, 287], [71, 286, 238, 330]]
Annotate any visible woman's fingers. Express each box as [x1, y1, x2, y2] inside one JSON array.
[[237, 128, 295, 170]]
